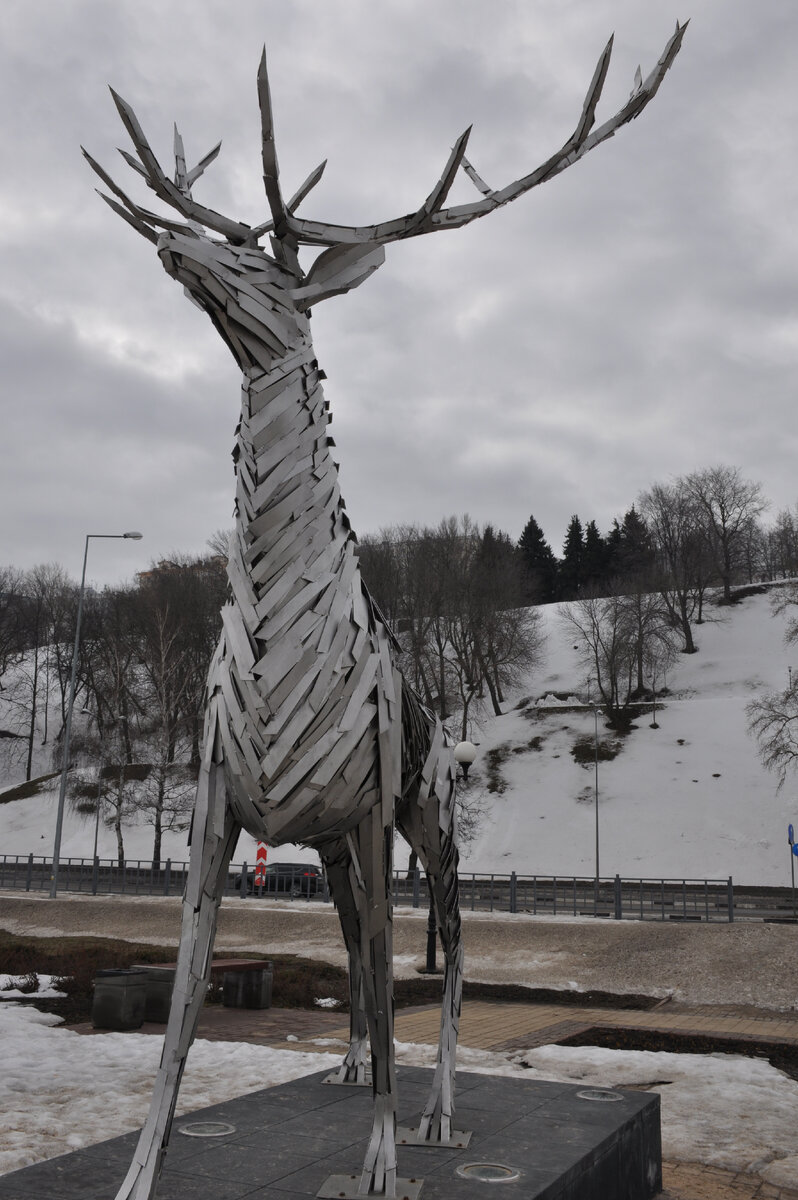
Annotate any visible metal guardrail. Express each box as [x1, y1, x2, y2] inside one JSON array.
[[3, 853, 794, 922]]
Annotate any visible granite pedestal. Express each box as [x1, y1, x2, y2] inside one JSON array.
[[0, 1066, 661, 1200]]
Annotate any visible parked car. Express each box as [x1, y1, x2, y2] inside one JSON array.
[[231, 862, 323, 897]]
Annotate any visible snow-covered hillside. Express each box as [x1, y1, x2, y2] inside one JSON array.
[[458, 589, 796, 886], [1, 590, 795, 885]]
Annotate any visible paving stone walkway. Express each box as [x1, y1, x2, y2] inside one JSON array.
[[660, 1161, 798, 1200], [114, 995, 795, 1055]]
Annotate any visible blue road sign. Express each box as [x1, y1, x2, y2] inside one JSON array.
[[793, 844, 798, 858]]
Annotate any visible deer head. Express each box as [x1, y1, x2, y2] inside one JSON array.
[[83, 25, 687, 323]]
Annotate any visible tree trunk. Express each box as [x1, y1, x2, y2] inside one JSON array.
[[190, 714, 201, 767], [41, 640, 50, 745], [25, 641, 40, 782], [722, 542, 733, 601], [679, 594, 696, 653], [435, 631, 448, 720], [152, 762, 166, 870], [483, 664, 502, 716], [115, 764, 126, 868]]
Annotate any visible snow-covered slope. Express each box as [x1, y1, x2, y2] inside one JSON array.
[[458, 589, 795, 886], [1, 590, 794, 884]]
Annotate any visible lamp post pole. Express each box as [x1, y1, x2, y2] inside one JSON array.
[[50, 532, 142, 898], [594, 706, 600, 908]]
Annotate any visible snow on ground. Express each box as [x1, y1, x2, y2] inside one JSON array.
[[2, 1000, 797, 1191], [0, 973, 66, 999], [1, 589, 796, 884], [0, 1002, 341, 1176]]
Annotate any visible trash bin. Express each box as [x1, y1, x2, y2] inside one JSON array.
[[222, 964, 273, 1009], [139, 967, 175, 1023], [92, 969, 147, 1031]]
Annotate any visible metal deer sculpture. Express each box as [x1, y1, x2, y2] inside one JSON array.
[[85, 22, 686, 1200]]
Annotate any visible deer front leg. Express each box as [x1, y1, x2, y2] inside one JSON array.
[[321, 842, 370, 1086], [114, 750, 239, 1200]]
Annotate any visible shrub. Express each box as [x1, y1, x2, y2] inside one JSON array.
[[485, 744, 512, 794], [571, 735, 622, 766]]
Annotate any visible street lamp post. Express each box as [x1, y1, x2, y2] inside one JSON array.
[[49, 531, 142, 898], [593, 706, 601, 907]]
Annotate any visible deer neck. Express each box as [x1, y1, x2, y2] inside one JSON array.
[[227, 340, 358, 648]]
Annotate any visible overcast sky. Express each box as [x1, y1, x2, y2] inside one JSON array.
[[1, 0, 796, 587]]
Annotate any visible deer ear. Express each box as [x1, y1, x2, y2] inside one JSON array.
[[290, 241, 385, 309]]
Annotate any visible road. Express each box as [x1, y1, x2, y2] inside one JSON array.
[[2, 890, 796, 1009]]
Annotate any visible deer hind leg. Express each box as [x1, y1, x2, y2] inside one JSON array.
[[396, 718, 470, 1149], [319, 806, 405, 1199], [320, 839, 370, 1086], [114, 719, 240, 1200]]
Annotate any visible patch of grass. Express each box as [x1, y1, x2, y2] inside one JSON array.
[[1, 970, 39, 994], [0, 930, 351, 1023], [100, 763, 153, 782], [510, 736, 545, 755], [485, 743, 512, 794], [571, 735, 622, 766], [720, 584, 768, 605], [0, 771, 61, 805], [1, 933, 665, 1027], [70, 778, 101, 801], [0, 931, 176, 1023]]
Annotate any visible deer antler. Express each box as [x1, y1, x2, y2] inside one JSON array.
[[83, 90, 255, 244], [87, 22, 686, 256], [283, 20, 688, 247]]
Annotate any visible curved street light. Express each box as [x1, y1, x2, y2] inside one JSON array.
[[49, 532, 143, 898]]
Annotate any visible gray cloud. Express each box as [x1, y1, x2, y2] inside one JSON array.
[[1, 0, 796, 580]]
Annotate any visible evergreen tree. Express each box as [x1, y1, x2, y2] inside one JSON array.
[[612, 506, 656, 583], [559, 515, 585, 599], [583, 520, 607, 592], [517, 514, 558, 603]]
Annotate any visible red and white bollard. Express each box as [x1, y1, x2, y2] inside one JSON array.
[[254, 842, 268, 887]]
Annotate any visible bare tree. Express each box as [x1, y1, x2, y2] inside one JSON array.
[[137, 555, 227, 766], [0, 566, 27, 684], [358, 517, 544, 738], [206, 529, 234, 561], [748, 688, 798, 788], [75, 587, 143, 865], [134, 596, 194, 867], [0, 564, 77, 780], [562, 587, 677, 729], [686, 466, 768, 602], [639, 480, 711, 653], [747, 583, 798, 786], [762, 507, 798, 580]]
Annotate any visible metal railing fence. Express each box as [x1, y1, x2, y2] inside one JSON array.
[[3, 853, 793, 922]]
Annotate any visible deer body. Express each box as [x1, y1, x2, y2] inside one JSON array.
[[159, 230, 394, 848], [87, 24, 685, 1199]]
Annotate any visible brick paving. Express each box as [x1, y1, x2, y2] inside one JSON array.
[[661, 1161, 798, 1200]]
